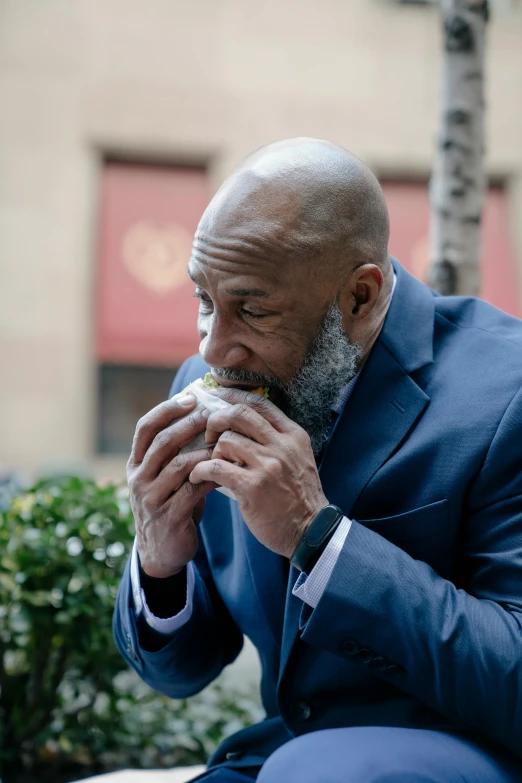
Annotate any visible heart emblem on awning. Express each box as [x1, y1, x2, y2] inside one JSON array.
[[121, 220, 192, 295]]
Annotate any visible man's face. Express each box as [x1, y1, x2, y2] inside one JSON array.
[[188, 206, 361, 452], [189, 251, 326, 388]]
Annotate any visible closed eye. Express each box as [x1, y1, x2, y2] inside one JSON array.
[[194, 290, 275, 320], [240, 308, 272, 319], [193, 290, 213, 310], [194, 290, 212, 302]]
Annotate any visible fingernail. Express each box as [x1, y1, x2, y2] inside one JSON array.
[[179, 394, 196, 407], [201, 408, 210, 419]]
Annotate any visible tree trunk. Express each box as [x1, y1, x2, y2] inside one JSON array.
[[428, 0, 489, 296]]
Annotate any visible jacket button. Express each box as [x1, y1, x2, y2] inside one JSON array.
[[290, 700, 312, 722], [356, 648, 373, 664], [386, 664, 406, 679], [226, 751, 243, 761], [370, 656, 389, 673], [341, 639, 360, 657], [126, 635, 138, 662]]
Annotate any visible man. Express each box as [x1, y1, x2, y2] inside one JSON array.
[[114, 139, 522, 782]]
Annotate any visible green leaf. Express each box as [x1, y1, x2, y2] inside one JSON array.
[[1, 475, 262, 778]]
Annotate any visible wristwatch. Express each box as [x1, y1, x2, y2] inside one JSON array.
[[290, 504, 344, 573]]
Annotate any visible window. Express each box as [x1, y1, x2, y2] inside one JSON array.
[[97, 364, 178, 455], [393, 0, 515, 11]]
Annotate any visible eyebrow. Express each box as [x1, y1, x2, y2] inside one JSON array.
[[188, 270, 269, 298], [225, 288, 269, 298]]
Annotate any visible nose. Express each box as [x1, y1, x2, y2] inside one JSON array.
[[198, 312, 250, 368]]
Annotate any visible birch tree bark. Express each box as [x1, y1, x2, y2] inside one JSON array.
[[428, 0, 489, 296]]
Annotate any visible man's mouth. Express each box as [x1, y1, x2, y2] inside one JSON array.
[[211, 374, 269, 391]]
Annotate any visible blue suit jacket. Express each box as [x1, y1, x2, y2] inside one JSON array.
[[114, 259, 522, 771]]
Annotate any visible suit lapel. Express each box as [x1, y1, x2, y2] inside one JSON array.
[[319, 341, 430, 515], [278, 261, 436, 685]]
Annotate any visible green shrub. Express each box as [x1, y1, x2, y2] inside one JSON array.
[[0, 477, 262, 783]]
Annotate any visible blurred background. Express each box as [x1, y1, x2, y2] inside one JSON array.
[[1, 0, 522, 479], [1, 0, 522, 779]]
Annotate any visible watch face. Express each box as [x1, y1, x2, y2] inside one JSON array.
[[305, 505, 341, 546]]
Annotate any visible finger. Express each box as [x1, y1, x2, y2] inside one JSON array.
[[212, 429, 264, 467], [189, 459, 245, 493], [210, 387, 294, 433], [140, 407, 211, 479], [205, 404, 275, 447], [170, 477, 218, 514], [154, 446, 214, 505], [130, 394, 198, 466]]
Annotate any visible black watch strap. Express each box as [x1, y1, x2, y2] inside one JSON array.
[[290, 504, 344, 573]]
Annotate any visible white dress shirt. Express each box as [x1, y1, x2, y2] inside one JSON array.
[[132, 275, 397, 631]]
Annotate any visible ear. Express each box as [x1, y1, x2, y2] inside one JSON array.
[[340, 264, 384, 319]]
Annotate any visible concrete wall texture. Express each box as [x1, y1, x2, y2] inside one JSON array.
[[1, 0, 522, 473]]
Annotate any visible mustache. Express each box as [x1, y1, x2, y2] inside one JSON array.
[[212, 367, 283, 388]]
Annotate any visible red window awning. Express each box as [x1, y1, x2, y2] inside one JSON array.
[[382, 181, 520, 318], [96, 161, 209, 366]]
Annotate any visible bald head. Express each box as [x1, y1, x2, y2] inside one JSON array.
[[189, 138, 395, 442], [196, 138, 391, 281]]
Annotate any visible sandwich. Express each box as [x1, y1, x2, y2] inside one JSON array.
[[174, 374, 269, 499], [201, 372, 269, 399]]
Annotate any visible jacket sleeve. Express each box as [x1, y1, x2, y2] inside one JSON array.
[[299, 385, 522, 758], [113, 357, 244, 698]]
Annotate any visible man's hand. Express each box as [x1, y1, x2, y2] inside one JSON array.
[[127, 395, 216, 578], [189, 389, 328, 559]]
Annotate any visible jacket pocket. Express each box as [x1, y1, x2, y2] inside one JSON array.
[[358, 498, 450, 542]]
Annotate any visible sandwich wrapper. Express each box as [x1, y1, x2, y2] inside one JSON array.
[[172, 378, 237, 500]]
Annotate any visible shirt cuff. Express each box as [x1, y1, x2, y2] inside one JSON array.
[[292, 516, 352, 608], [130, 539, 195, 634]]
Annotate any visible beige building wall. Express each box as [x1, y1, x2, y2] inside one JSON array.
[[1, 0, 522, 474]]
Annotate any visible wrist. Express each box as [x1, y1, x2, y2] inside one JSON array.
[[140, 562, 186, 579], [138, 558, 187, 582], [284, 496, 329, 559], [137, 548, 187, 579], [290, 504, 344, 573]]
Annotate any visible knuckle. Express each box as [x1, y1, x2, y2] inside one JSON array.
[[154, 430, 171, 450], [250, 473, 266, 494], [265, 456, 281, 476], [187, 411, 201, 428], [219, 429, 235, 444], [143, 491, 163, 518], [135, 416, 148, 437], [218, 388, 235, 402], [183, 480, 199, 498], [210, 460, 224, 476], [293, 425, 310, 445], [127, 471, 140, 494], [171, 451, 189, 472], [247, 393, 265, 407], [300, 429, 313, 449], [234, 403, 251, 420]]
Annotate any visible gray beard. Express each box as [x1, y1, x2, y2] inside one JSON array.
[[213, 303, 362, 454]]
